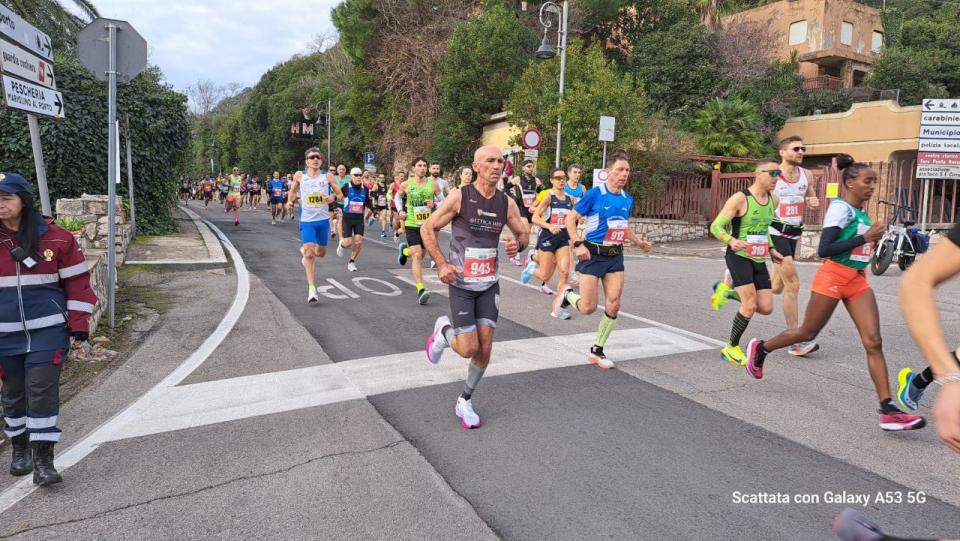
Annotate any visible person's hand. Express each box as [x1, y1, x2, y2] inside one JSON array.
[[511, 176, 520, 186], [504, 237, 519, 258], [426, 200, 436, 209], [864, 223, 885, 243], [325, 195, 335, 204], [548, 225, 562, 235], [285, 202, 294, 212], [934, 381, 960, 454], [729, 239, 748, 252], [574, 244, 591, 261], [438, 262, 461, 285], [398, 211, 406, 220], [637, 240, 652, 252], [806, 195, 820, 209], [770, 249, 784, 264]]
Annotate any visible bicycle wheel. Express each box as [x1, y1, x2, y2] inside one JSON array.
[[871, 239, 894, 275], [898, 252, 916, 271]]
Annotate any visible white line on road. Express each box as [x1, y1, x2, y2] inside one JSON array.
[[0, 216, 251, 515]]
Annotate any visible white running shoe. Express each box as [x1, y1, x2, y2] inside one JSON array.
[[787, 341, 820, 357], [425, 316, 450, 364], [539, 283, 555, 296], [347, 261, 358, 272], [524, 248, 536, 266], [271, 219, 276, 225], [429, 259, 437, 269], [307, 285, 319, 303], [455, 397, 481, 429], [335, 239, 344, 257]]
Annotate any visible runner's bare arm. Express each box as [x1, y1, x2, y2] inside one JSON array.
[[900, 239, 960, 378], [286, 173, 302, 209], [421, 189, 463, 270], [504, 197, 529, 258], [710, 192, 747, 249], [530, 195, 553, 231], [564, 208, 582, 242], [625, 229, 652, 252], [804, 169, 820, 208]]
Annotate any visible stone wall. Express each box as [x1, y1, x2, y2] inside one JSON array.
[[630, 218, 709, 243], [85, 251, 108, 334], [55, 195, 131, 265]]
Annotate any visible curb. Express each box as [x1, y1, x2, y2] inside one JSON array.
[[125, 205, 228, 265]]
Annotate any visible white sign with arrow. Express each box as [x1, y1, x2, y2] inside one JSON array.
[[1, 74, 64, 118], [0, 39, 55, 89], [0, 4, 54, 61]]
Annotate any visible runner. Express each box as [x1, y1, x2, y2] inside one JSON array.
[[225, 167, 244, 226], [553, 154, 653, 369], [708, 161, 784, 366], [423, 145, 529, 429], [743, 155, 925, 432], [505, 159, 542, 265], [388, 171, 405, 243], [768, 136, 820, 356], [430, 160, 451, 201], [250, 176, 263, 210], [564, 164, 586, 284], [330, 164, 347, 240], [457, 166, 473, 187], [521, 168, 572, 303], [897, 217, 960, 450], [361, 171, 376, 226], [267, 171, 286, 224], [396, 157, 441, 305], [335, 168, 373, 272], [370, 175, 389, 238], [178, 176, 191, 204], [218, 176, 229, 204], [201, 176, 214, 210], [286, 148, 343, 303]]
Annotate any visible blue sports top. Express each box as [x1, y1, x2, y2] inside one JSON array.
[[563, 182, 585, 202], [574, 184, 633, 246], [343, 184, 368, 215], [267, 179, 285, 198]]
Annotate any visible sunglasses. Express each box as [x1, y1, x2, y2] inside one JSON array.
[[351, 174, 362, 177], [552, 176, 566, 180], [760, 169, 782, 177], [306, 155, 322, 160], [790, 146, 806, 152]]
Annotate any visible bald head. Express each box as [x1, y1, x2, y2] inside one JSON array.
[[474, 145, 501, 163], [472, 145, 505, 188]]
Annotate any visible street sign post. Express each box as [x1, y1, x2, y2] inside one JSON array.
[[0, 40, 56, 89], [0, 7, 58, 217], [522, 127, 542, 150], [598, 116, 615, 167], [916, 98, 960, 231], [78, 18, 148, 329]]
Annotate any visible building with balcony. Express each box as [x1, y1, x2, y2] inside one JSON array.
[[721, 0, 884, 90]]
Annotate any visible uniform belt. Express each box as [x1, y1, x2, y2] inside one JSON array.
[[771, 221, 803, 237], [584, 241, 622, 256]]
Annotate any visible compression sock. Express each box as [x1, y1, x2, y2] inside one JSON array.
[[561, 290, 581, 312], [880, 399, 901, 414], [441, 324, 455, 345], [595, 312, 617, 348], [729, 312, 750, 347], [915, 367, 935, 390], [461, 363, 486, 400], [416, 281, 424, 292], [403, 247, 410, 256]]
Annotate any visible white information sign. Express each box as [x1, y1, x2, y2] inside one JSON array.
[[0, 40, 55, 89], [917, 99, 960, 179], [0, 4, 54, 61]]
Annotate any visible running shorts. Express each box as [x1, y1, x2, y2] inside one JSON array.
[[449, 283, 499, 335], [537, 231, 570, 253], [269, 197, 285, 205], [725, 250, 772, 290], [300, 219, 331, 246], [575, 252, 624, 277], [179, 188, 191, 194], [771, 235, 799, 259], [811, 259, 869, 300], [342, 216, 365, 237], [203, 192, 213, 200], [406, 228, 424, 248]]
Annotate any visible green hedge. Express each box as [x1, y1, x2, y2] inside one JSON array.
[[0, 54, 190, 234]]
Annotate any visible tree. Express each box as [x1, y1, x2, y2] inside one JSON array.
[[1, 0, 99, 50], [689, 98, 767, 160], [505, 40, 648, 170], [430, 3, 537, 167]]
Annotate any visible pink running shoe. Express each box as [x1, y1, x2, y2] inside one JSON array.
[[878, 410, 926, 431], [745, 338, 764, 379]]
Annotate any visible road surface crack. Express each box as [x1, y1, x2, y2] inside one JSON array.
[[0, 440, 407, 539]]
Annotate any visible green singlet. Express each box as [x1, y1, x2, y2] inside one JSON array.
[[731, 188, 775, 263], [404, 177, 435, 228], [830, 200, 873, 270], [229, 175, 243, 195]]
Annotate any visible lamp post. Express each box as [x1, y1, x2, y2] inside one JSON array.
[[535, 0, 568, 169]]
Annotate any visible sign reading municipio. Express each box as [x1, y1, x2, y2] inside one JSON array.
[[917, 99, 960, 179], [1, 74, 63, 118]]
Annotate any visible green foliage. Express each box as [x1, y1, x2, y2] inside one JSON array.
[[429, 3, 538, 167], [54, 216, 85, 232], [505, 40, 648, 171], [0, 55, 191, 234], [330, 0, 381, 66], [727, 57, 803, 144], [689, 98, 767, 161]]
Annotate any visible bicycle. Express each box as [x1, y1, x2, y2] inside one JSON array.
[[869, 200, 930, 276]]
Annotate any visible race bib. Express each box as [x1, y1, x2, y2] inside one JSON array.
[[777, 195, 804, 222], [522, 190, 536, 208], [603, 218, 629, 245], [305, 192, 326, 207], [851, 223, 874, 262], [746, 234, 769, 259], [378, 195, 387, 206], [463, 247, 497, 283], [348, 201, 364, 214], [549, 208, 570, 226], [413, 205, 431, 224], [272, 188, 282, 197]]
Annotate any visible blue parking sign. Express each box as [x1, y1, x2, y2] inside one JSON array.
[[364, 151, 376, 165]]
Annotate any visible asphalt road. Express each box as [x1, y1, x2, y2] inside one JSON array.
[[0, 200, 957, 540]]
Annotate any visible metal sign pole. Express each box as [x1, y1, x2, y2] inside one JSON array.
[[920, 177, 930, 233], [26, 114, 52, 216], [106, 23, 118, 329], [327, 96, 332, 163], [602, 141, 607, 170], [124, 114, 136, 237]]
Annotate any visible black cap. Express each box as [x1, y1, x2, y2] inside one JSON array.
[[0, 172, 31, 195], [522, 159, 534, 165]]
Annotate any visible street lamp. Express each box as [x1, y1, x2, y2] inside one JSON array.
[[535, 0, 568, 169]]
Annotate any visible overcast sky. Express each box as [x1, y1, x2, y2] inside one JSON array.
[[85, 0, 340, 101]]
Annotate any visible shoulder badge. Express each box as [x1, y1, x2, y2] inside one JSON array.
[[42, 249, 54, 262], [0, 174, 5, 182]]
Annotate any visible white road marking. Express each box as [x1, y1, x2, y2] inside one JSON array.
[[0, 216, 251, 515]]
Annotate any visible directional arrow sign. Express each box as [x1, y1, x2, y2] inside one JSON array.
[[0, 4, 53, 61], [1, 74, 64, 118], [0, 40, 56, 89], [923, 99, 960, 111]]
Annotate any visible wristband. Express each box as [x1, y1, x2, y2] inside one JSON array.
[[573, 240, 584, 248]]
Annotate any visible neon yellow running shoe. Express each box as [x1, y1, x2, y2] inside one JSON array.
[[711, 280, 732, 312], [721, 344, 747, 366]]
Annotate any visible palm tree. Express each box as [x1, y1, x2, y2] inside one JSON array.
[[1, 0, 100, 50], [690, 98, 766, 159]]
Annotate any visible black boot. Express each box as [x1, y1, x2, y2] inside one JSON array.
[[31, 442, 61, 486], [9, 434, 32, 476]]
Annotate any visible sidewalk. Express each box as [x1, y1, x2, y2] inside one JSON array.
[[125, 205, 226, 264]]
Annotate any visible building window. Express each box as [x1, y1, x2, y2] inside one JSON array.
[[872, 31, 883, 52], [789, 20, 808, 46], [841, 22, 853, 45]]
